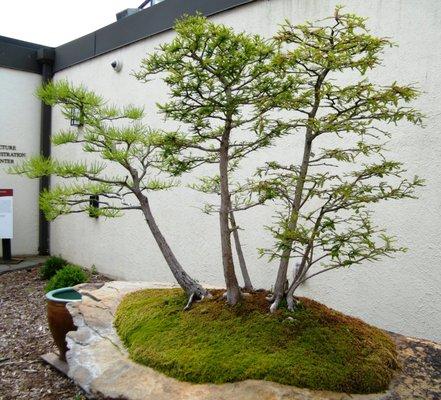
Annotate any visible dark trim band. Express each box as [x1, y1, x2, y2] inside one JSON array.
[[54, 0, 255, 71], [0, 35, 52, 74], [1, 0, 255, 74]]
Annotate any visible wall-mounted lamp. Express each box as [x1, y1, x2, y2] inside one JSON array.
[[70, 108, 84, 127], [89, 195, 99, 218]]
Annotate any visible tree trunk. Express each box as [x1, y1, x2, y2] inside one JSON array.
[[285, 213, 325, 310], [271, 70, 328, 312], [286, 279, 303, 310], [137, 194, 208, 299], [271, 134, 313, 312], [230, 210, 253, 291], [219, 135, 241, 305]]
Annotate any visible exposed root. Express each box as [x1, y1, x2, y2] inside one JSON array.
[[184, 289, 214, 310], [183, 292, 196, 311], [222, 290, 247, 304], [269, 291, 299, 312], [196, 286, 211, 299], [242, 285, 254, 293], [287, 295, 298, 311], [269, 296, 281, 313]]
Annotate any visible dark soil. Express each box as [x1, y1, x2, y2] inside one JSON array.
[[0, 266, 109, 400]]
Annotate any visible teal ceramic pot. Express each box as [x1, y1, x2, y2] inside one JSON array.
[[46, 287, 82, 361]]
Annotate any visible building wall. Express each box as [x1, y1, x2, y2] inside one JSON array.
[[50, 0, 441, 341], [0, 67, 41, 256]]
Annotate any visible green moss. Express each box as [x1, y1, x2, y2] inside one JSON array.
[[114, 289, 398, 394]]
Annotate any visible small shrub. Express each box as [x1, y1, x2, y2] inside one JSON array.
[[45, 264, 89, 293], [39, 256, 68, 280]]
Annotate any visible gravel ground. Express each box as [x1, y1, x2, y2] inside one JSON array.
[[0, 266, 109, 400]]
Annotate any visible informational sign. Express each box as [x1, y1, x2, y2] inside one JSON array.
[[0, 189, 13, 239], [0, 144, 26, 165]]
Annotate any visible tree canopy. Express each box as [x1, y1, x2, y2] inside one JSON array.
[[11, 8, 423, 311]]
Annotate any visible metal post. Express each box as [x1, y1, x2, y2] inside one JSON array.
[[2, 239, 11, 261]]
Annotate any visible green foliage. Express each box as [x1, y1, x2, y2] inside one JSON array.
[[9, 80, 179, 221], [45, 264, 89, 293], [135, 14, 297, 300], [10, 9, 424, 302], [136, 14, 278, 126], [136, 14, 290, 212], [39, 256, 68, 280], [256, 8, 424, 290], [115, 289, 398, 393]]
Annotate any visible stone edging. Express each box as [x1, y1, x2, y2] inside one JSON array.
[[65, 281, 441, 400]]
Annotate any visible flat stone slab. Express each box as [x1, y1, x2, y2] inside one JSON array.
[[0, 255, 48, 274], [66, 282, 441, 400], [41, 352, 69, 375]]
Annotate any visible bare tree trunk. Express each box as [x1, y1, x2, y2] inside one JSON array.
[[230, 211, 253, 291], [270, 69, 328, 312], [285, 213, 325, 310], [270, 134, 313, 312], [137, 193, 208, 299], [286, 279, 303, 310], [219, 134, 241, 306]]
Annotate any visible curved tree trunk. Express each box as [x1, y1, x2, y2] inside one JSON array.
[[230, 211, 253, 291], [137, 193, 208, 299]]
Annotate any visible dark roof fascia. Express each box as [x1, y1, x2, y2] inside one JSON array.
[[0, 35, 53, 74], [0, 0, 255, 75], [0, 36, 47, 50], [54, 0, 256, 72]]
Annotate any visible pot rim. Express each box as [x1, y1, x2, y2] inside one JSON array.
[[46, 287, 82, 303]]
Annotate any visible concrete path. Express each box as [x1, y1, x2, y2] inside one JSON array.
[[0, 255, 48, 275]]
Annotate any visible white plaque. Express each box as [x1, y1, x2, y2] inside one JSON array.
[[0, 189, 13, 239]]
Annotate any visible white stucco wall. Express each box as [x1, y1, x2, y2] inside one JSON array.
[[0, 67, 41, 256], [50, 0, 441, 341]]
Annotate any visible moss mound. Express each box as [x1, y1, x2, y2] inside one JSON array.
[[115, 289, 398, 393]]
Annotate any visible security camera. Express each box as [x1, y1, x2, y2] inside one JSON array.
[[111, 60, 123, 72]]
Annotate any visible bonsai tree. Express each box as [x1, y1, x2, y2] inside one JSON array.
[[135, 15, 294, 304], [11, 11, 423, 314], [10, 81, 208, 302], [256, 8, 424, 311]]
